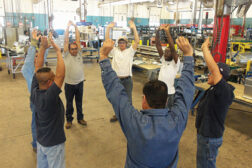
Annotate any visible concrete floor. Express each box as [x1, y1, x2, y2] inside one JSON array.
[[0, 56, 251, 168]]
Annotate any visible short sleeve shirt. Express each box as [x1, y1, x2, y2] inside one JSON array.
[[63, 51, 84, 85], [30, 75, 66, 147], [196, 78, 235, 138], [109, 46, 136, 77], [158, 56, 180, 94]]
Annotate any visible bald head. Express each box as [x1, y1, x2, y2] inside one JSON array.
[[36, 67, 55, 89]]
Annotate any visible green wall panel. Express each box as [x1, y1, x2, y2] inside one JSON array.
[[5, 12, 48, 31]]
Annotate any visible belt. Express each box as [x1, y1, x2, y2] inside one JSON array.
[[119, 76, 131, 80]]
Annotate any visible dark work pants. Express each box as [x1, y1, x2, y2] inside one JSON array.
[[119, 76, 133, 104], [64, 81, 84, 122]]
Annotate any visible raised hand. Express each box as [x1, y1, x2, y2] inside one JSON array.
[[40, 36, 51, 49], [50, 36, 60, 52], [128, 20, 136, 29], [67, 20, 74, 27], [176, 36, 193, 56], [100, 39, 115, 61], [107, 22, 115, 28], [201, 37, 210, 50], [160, 25, 170, 32]]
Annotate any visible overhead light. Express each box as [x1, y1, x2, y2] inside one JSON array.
[[99, 0, 155, 7]]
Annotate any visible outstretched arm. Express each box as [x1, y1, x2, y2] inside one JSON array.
[[155, 29, 164, 58], [201, 38, 222, 85], [51, 37, 65, 88], [35, 36, 50, 72], [128, 20, 139, 50], [105, 22, 115, 40], [172, 37, 194, 130], [161, 25, 178, 63], [73, 22, 81, 51], [64, 21, 72, 53]]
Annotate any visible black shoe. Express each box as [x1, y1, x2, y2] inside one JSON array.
[[110, 115, 118, 122]]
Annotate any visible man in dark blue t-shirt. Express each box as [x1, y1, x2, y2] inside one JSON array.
[[196, 38, 235, 168], [30, 36, 66, 168]]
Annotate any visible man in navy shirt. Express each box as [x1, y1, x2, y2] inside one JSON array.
[[30, 36, 66, 168], [196, 38, 235, 168], [99, 37, 195, 168]]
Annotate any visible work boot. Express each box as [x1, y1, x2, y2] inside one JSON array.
[[110, 115, 118, 122], [78, 119, 87, 126], [65, 122, 72, 129]]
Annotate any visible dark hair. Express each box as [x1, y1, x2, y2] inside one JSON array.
[[37, 67, 51, 73], [68, 43, 78, 50], [36, 67, 52, 85], [143, 80, 168, 109]]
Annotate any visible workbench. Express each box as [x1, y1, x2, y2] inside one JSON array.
[[82, 47, 99, 62], [191, 81, 252, 115]]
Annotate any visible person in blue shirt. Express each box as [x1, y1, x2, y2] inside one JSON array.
[[21, 45, 38, 152], [99, 37, 195, 168], [21, 29, 52, 152]]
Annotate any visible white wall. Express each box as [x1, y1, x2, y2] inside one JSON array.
[[52, 0, 79, 29], [134, 4, 149, 18], [4, 0, 33, 13]]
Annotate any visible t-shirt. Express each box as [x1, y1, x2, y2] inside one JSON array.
[[63, 51, 84, 85], [30, 75, 66, 147], [158, 56, 180, 95], [109, 46, 136, 77], [196, 78, 235, 138]]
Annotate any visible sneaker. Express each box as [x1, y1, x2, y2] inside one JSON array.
[[33, 147, 37, 153], [65, 122, 72, 129], [110, 115, 118, 122], [78, 119, 87, 126]]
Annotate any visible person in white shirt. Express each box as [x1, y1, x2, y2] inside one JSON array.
[[156, 25, 180, 109], [64, 21, 87, 129], [105, 20, 139, 122]]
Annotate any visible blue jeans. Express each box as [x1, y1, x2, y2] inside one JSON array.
[[120, 77, 133, 104], [30, 102, 37, 149], [197, 134, 223, 168], [37, 142, 65, 168]]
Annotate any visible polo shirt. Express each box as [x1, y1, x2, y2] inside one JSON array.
[[63, 51, 84, 85], [30, 76, 66, 147], [109, 46, 136, 77], [196, 78, 235, 138], [158, 56, 180, 95]]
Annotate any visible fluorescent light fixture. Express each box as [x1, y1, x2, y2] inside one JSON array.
[[100, 0, 155, 7]]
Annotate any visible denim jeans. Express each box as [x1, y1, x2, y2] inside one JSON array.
[[30, 102, 37, 149], [197, 134, 223, 168], [65, 81, 84, 122], [37, 142, 65, 168], [119, 77, 133, 104]]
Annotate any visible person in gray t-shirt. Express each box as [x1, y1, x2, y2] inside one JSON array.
[[63, 21, 87, 129]]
